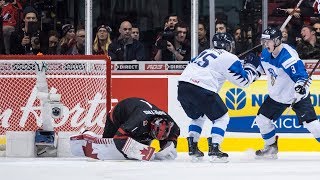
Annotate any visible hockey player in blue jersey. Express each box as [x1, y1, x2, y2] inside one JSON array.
[[254, 26, 320, 159], [177, 33, 260, 162]]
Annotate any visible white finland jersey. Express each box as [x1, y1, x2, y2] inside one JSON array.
[[260, 44, 309, 104], [179, 48, 257, 93]]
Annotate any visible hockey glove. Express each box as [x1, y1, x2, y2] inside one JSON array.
[[243, 52, 261, 69], [294, 80, 309, 102], [154, 141, 177, 160]]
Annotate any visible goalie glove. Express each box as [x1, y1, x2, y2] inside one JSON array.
[[154, 141, 177, 160]]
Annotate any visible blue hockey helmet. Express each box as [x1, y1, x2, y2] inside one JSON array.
[[261, 26, 282, 47], [212, 33, 235, 53]]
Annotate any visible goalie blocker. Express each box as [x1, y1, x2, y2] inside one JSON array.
[[70, 97, 180, 161]]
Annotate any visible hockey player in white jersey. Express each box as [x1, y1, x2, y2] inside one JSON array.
[[254, 26, 320, 159], [177, 33, 260, 162]]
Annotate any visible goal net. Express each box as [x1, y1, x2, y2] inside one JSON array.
[[0, 55, 111, 137]]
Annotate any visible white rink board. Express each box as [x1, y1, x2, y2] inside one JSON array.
[[0, 153, 320, 180]]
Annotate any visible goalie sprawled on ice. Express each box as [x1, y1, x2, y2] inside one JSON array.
[[70, 97, 180, 161]]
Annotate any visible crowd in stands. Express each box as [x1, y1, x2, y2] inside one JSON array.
[[0, 0, 320, 60]]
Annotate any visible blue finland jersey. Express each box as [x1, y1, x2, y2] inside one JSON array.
[[260, 44, 309, 104]]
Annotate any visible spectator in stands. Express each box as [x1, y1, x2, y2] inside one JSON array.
[[10, 6, 45, 55], [215, 21, 227, 33], [57, 24, 76, 55], [281, 26, 296, 48], [275, 0, 314, 41], [151, 14, 180, 60], [44, 30, 59, 54], [69, 26, 85, 55], [93, 24, 112, 55], [131, 26, 140, 40], [296, 25, 320, 59], [312, 21, 320, 39], [233, 25, 248, 55], [198, 22, 209, 54], [154, 22, 190, 61], [1, 0, 22, 54], [108, 21, 145, 61]]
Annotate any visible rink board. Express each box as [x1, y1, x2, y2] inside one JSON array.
[[1, 75, 320, 152]]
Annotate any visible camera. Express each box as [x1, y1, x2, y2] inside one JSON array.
[[50, 102, 63, 119], [156, 28, 175, 50], [27, 22, 40, 45]]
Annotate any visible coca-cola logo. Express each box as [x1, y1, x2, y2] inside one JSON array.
[[64, 63, 86, 71], [12, 63, 36, 71], [145, 64, 165, 70]]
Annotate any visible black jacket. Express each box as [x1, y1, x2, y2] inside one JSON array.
[[108, 38, 145, 61]]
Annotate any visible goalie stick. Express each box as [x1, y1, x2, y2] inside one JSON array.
[[237, 0, 305, 58]]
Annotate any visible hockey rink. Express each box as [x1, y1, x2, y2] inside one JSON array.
[[0, 152, 320, 180]]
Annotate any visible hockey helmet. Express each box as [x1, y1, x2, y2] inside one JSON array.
[[261, 26, 282, 47], [150, 116, 174, 140], [212, 32, 235, 53]]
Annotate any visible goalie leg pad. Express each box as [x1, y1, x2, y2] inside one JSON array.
[[70, 134, 125, 160]]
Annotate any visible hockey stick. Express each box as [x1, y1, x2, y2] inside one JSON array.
[[280, 0, 304, 31], [285, 59, 320, 115], [237, 44, 262, 58], [237, 0, 304, 58]]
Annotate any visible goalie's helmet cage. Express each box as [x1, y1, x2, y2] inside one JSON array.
[[261, 26, 282, 47], [150, 117, 173, 140], [211, 32, 235, 53]]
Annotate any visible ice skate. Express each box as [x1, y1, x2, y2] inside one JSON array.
[[187, 137, 204, 162], [208, 137, 228, 163], [255, 136, 278, 159]]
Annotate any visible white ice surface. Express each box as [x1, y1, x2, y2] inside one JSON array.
[[0, 152, 320, 180]]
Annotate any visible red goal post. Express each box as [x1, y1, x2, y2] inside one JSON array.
[[0, 55, 111, 136]]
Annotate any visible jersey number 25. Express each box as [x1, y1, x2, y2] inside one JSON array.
[[190, 51, 217, 67]]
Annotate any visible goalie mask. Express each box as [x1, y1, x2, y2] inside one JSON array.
[[212, 33, 235, 53], [261, 26, 282, 48], [150, 117, 174, 140]]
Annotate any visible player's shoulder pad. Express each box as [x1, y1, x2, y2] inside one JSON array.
[[280, 45, 300, 69]]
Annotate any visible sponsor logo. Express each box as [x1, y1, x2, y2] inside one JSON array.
[[228, 116, 311, 133], [226, 88, 246, 110], [145, 64, 165, 70], [116, 64, 139, 70], [64, 63, 86, 71], [0, 87, 106, 131], [92, 64, 106, 72], [47, 63, 63, 71], [0, 63, 11, 71], [12, 63, 36, 71], [111, 64, 115, 70], [167, 64, 187, 70]]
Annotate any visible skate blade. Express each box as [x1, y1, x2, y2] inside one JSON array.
[[209, 156, 229, 163], [190, 156, 203, 162], [255, 154, 278, 160]]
